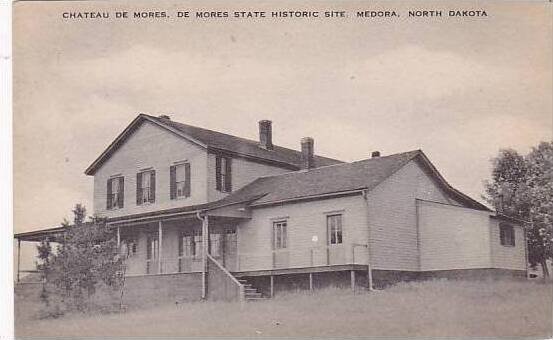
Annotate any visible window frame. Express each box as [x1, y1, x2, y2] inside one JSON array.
[[499, 223, 515, 247], [137, 169, 155, 205], [175, 163, 188, 198], [327, 214, 344, 246], [146, 234, 159, 260], [272, 220, 288, 250], [179, 229, 202, 259], [107, 176, 124, 210]]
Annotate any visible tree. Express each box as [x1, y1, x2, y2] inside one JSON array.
[[484, 142, 553, 278], [525, 142, 553, 277], [36, 204, 123, 315]]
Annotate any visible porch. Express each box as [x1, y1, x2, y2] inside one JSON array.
[[114, 215, 241, 277]]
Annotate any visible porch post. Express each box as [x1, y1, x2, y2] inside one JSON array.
[[158, 221, 163, 274], [367, 264, 374, 291], [116, 226, 120, 248], [309, 273, 313, 291], [16, 239, 21, 283], [270, 275, 274, 298], [350, 270, 355, 291], [201, 215, 209, 299]]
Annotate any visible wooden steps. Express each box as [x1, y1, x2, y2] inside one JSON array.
[[238, 279, 269, 301]]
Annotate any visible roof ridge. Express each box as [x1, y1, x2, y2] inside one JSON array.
[[146, 114, 341, 162], [251, 149, 422, 180]]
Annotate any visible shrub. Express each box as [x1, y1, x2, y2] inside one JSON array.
[[36, 204, 123, 317]]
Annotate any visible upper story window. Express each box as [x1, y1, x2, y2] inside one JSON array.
[[499, 223, 515, 247], [137, 169, 155, 205], [215, 155, 232, 193], [272, 220, 288, 250], [327, 214, 343, 245], [106, 176, 124, 210], [170, 163, 191, 199]]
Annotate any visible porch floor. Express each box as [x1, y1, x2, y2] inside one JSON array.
[[232, 264, 369, 277]]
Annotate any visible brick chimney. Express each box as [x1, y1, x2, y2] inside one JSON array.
[[258, 120, 273, 150], [301, 137, 314, 170], [371, 151, 381, 158]]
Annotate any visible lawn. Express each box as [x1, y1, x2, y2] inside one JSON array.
[[15, 279, 553, 337]]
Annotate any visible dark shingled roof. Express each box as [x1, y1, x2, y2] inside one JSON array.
[[145, 114, 341, 169], [85, 114, 342, 175], [218, 150, 490, 211], [218, 150, 421, 206]]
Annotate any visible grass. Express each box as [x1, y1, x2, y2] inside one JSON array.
[[15, 279, 553, 337]]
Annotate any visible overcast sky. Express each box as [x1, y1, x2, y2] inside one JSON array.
[[14, 0, 552, 242]]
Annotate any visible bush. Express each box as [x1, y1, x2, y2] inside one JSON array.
[[36, 204, 124, 317]]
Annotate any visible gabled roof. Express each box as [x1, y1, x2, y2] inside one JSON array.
[[85, 114, 342, 175], [218, 150, 491, 211]]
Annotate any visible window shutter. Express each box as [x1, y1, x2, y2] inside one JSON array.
[[106, 179, 113, 210], [225, 157, 232, 192], [215, 156, 222, 191], [170, 165, 176, 200], [271, 223, 275, 251], [150, 171, 156, 203], [184, 162, 191, 197], [136, 172, 142, 205], [118, 177, 124, 208], [282, 223, 287, 248], [178, 233, 183, 257]]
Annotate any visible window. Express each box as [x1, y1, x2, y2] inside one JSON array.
[[273, 221, 287, 250], [178, 230, 202, 259], [106, 176, 124, 210], [137, 170, 155, 205], [170, 163, 190, 199], [216, 155, 232, 193], [327, 214, 343, 245], [146, 234, 159, 260], [120, 237, 137, 258], [499, 223, 515, 246]]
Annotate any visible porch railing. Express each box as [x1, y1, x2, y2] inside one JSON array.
[[125, 243, 368, 275], [236, 243, 369, 272]]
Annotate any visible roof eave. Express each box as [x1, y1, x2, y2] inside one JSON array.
[[414, 152, 491, 212], [84, 114, 208, 176]]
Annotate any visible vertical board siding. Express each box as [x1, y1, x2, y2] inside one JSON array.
[[367, 160, 457, 271], [490, 219, 526, 270], [418, 200, 492, 270], [93, 121, 208, 218], [237, 195, 368, 272], [207, 153, 290, 202]]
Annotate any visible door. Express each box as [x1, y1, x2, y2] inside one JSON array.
[[327, 214, 345, 264]]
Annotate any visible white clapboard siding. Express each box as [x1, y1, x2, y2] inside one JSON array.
[[367, 159, 461, 271], [418, 200, 492, 271], [93, 121, 208, 218], [237, 195, 368, 272], [490, 219, 526, 270], [206, 153, 289, 202]]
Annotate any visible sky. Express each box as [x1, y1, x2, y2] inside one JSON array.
[[12, 1, 552, 268]]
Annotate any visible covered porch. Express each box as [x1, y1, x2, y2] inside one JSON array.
[[113, 214, 242, 277]]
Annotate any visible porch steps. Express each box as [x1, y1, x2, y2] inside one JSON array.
[[238, 279, 269, 301]]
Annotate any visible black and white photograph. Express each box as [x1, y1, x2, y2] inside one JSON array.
[[5, 0, 553, 338]]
